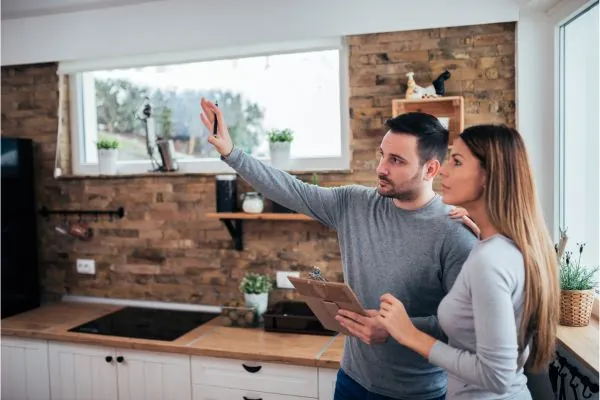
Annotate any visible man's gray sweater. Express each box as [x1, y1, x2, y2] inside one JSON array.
[[223, 147, 477, 399]]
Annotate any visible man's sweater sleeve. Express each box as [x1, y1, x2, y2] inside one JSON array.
[[222, 146, 349, 229]]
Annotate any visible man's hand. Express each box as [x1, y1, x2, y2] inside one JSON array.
[[200, 98, 234, 157], [449, 206, 480, 238], [335, 309, 389, 345]]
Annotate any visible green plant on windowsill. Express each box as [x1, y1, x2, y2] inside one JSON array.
[[267, 128, 294, 143], [556, 228, 599, 327], [95, 138, 120, 150]]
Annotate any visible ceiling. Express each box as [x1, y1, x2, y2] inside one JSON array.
[[1, 0, 166, 19], [0, 0, 568, 20]]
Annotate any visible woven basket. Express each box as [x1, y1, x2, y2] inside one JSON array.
[[559, 289, 595, 327]]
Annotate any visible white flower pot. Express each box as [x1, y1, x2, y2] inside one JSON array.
[[269, 142, 291, 170], [244, 292, 269, 316], [98, 148, 118, 175]]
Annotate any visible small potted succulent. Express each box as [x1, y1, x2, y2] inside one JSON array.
[[96, 138, 119, 175], [557, 229, 599, 327], [267, 128, 294, 170], [239, 272, 273, 316]]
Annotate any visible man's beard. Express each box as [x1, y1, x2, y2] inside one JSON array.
[[376, 171, 422, 201]]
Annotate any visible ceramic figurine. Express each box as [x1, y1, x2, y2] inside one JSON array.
[[405, 70, 452, 99]]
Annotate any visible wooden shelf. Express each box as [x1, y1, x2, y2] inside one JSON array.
[[206, 212, 316, 251], [206, 212, 314, 221], [392, 96, 464, 144]]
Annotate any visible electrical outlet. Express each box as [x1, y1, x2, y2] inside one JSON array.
[[76, 259, 95, 275], [276, 271, 300, 289]]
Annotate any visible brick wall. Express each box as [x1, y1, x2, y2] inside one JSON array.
[[0, 22, 515, 306]]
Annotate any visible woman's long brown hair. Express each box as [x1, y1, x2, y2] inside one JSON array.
[[460, 124, 560, 372]]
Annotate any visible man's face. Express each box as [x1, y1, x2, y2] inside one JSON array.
[[375, 131, 426, 201]]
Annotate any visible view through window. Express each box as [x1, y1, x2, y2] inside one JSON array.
[[78, 49, 342, 166]]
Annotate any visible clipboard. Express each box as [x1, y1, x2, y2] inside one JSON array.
[[287, 276, 368, 336]]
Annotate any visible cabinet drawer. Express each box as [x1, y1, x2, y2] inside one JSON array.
[[191, 356, 317, 398], [193, 384, 311, 400]]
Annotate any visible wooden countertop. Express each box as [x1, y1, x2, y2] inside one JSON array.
[[556, 317, 599, 373], [0, 302, 342, 369], [3, 301, 596, 374]]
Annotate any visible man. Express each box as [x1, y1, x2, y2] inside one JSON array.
[[200, 98, 478, 400]]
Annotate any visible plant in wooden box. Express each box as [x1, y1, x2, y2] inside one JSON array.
[[556, 229, 599, 327], [239, 272, 273, 316], [267, 128, 294, 170], [96, 138, 120, 175]]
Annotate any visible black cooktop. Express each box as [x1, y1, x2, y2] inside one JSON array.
[[69, 306, 220, 341]]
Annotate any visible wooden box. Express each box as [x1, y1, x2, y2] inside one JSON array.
[[391, 96, 464, 146]]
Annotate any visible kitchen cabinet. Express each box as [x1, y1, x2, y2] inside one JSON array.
[[191, 355, 319, 399], [1, 337, 51, 400], [193, 385, 312, 400], [48, 341, 191, 400], [318, 368, 338, 400]]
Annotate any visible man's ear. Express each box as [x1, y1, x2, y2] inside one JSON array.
[[423, 159, 441, 181]]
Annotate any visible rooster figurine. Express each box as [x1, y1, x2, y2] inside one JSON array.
[[405, 70, 452, 100]]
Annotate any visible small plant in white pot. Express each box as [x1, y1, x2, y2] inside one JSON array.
[[239, 272, 273, 317], [96, 138, 119, 175], [267, 128, 294, 170]]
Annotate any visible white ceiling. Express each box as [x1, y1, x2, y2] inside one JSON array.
[[1, 0, 569, 20], [1, 0, 166, 19]]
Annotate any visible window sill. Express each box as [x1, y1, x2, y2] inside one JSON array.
[[53, 168, 353, 181]]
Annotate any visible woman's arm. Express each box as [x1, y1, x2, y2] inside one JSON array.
[[379, 255, 522, 395]]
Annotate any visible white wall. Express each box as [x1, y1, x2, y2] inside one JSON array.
[[0, 0, 519, 66]]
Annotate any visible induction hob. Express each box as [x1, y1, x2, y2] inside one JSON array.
[[68, 306, 220, 341]]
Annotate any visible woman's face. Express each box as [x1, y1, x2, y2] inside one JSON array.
[[439, 138, 486, 207]]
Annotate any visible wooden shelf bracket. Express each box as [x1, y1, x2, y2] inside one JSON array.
[[220, 218, 244, 251]]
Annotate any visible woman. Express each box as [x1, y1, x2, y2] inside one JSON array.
[[377, 124, 560, 399]]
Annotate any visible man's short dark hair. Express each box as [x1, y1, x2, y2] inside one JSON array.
[[384, 112, 449, 165]]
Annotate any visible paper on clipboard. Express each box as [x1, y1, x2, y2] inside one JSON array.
[[287, 276, 368, 335]]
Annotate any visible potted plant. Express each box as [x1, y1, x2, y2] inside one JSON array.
[[239, 272, 273, 316], [96, 138, 119, 175], [557, 229, 599, 327], [267, 128, 294, 170]]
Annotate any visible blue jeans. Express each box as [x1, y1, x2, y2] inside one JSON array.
[[333, 369, 446, 400]]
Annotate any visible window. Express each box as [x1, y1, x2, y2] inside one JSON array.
[[62, 39, 350, 175], [557, 1, 599, 290]]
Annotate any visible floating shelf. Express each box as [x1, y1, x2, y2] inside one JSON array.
[[206, 212, 314, 221], [206, 212, 316, 251]]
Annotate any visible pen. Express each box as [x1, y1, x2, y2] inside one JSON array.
[[213, 101, 218, 137]]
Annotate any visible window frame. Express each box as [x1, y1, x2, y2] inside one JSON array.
[[66, 38, 351, 176], [555, 0, 600, 296]]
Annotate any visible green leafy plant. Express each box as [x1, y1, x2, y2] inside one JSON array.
[[239, 273, 273, 294], [96, 138, 120, 150], [556, 232, 599, 290], [267, 128, 294, 143]]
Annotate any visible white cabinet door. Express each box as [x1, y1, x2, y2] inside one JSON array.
[[318, 368, 338, 400], [1, 337, 51, 400], [116, 348, 191, 400], [193, 384, 312, 400], [48, 341, 118, 400]]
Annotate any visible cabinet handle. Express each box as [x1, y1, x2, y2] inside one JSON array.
[[242, 364, 262, 373], [105, 356, 113, 363], [116, 356, 124, 363], [243, 397, 262, 400]]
